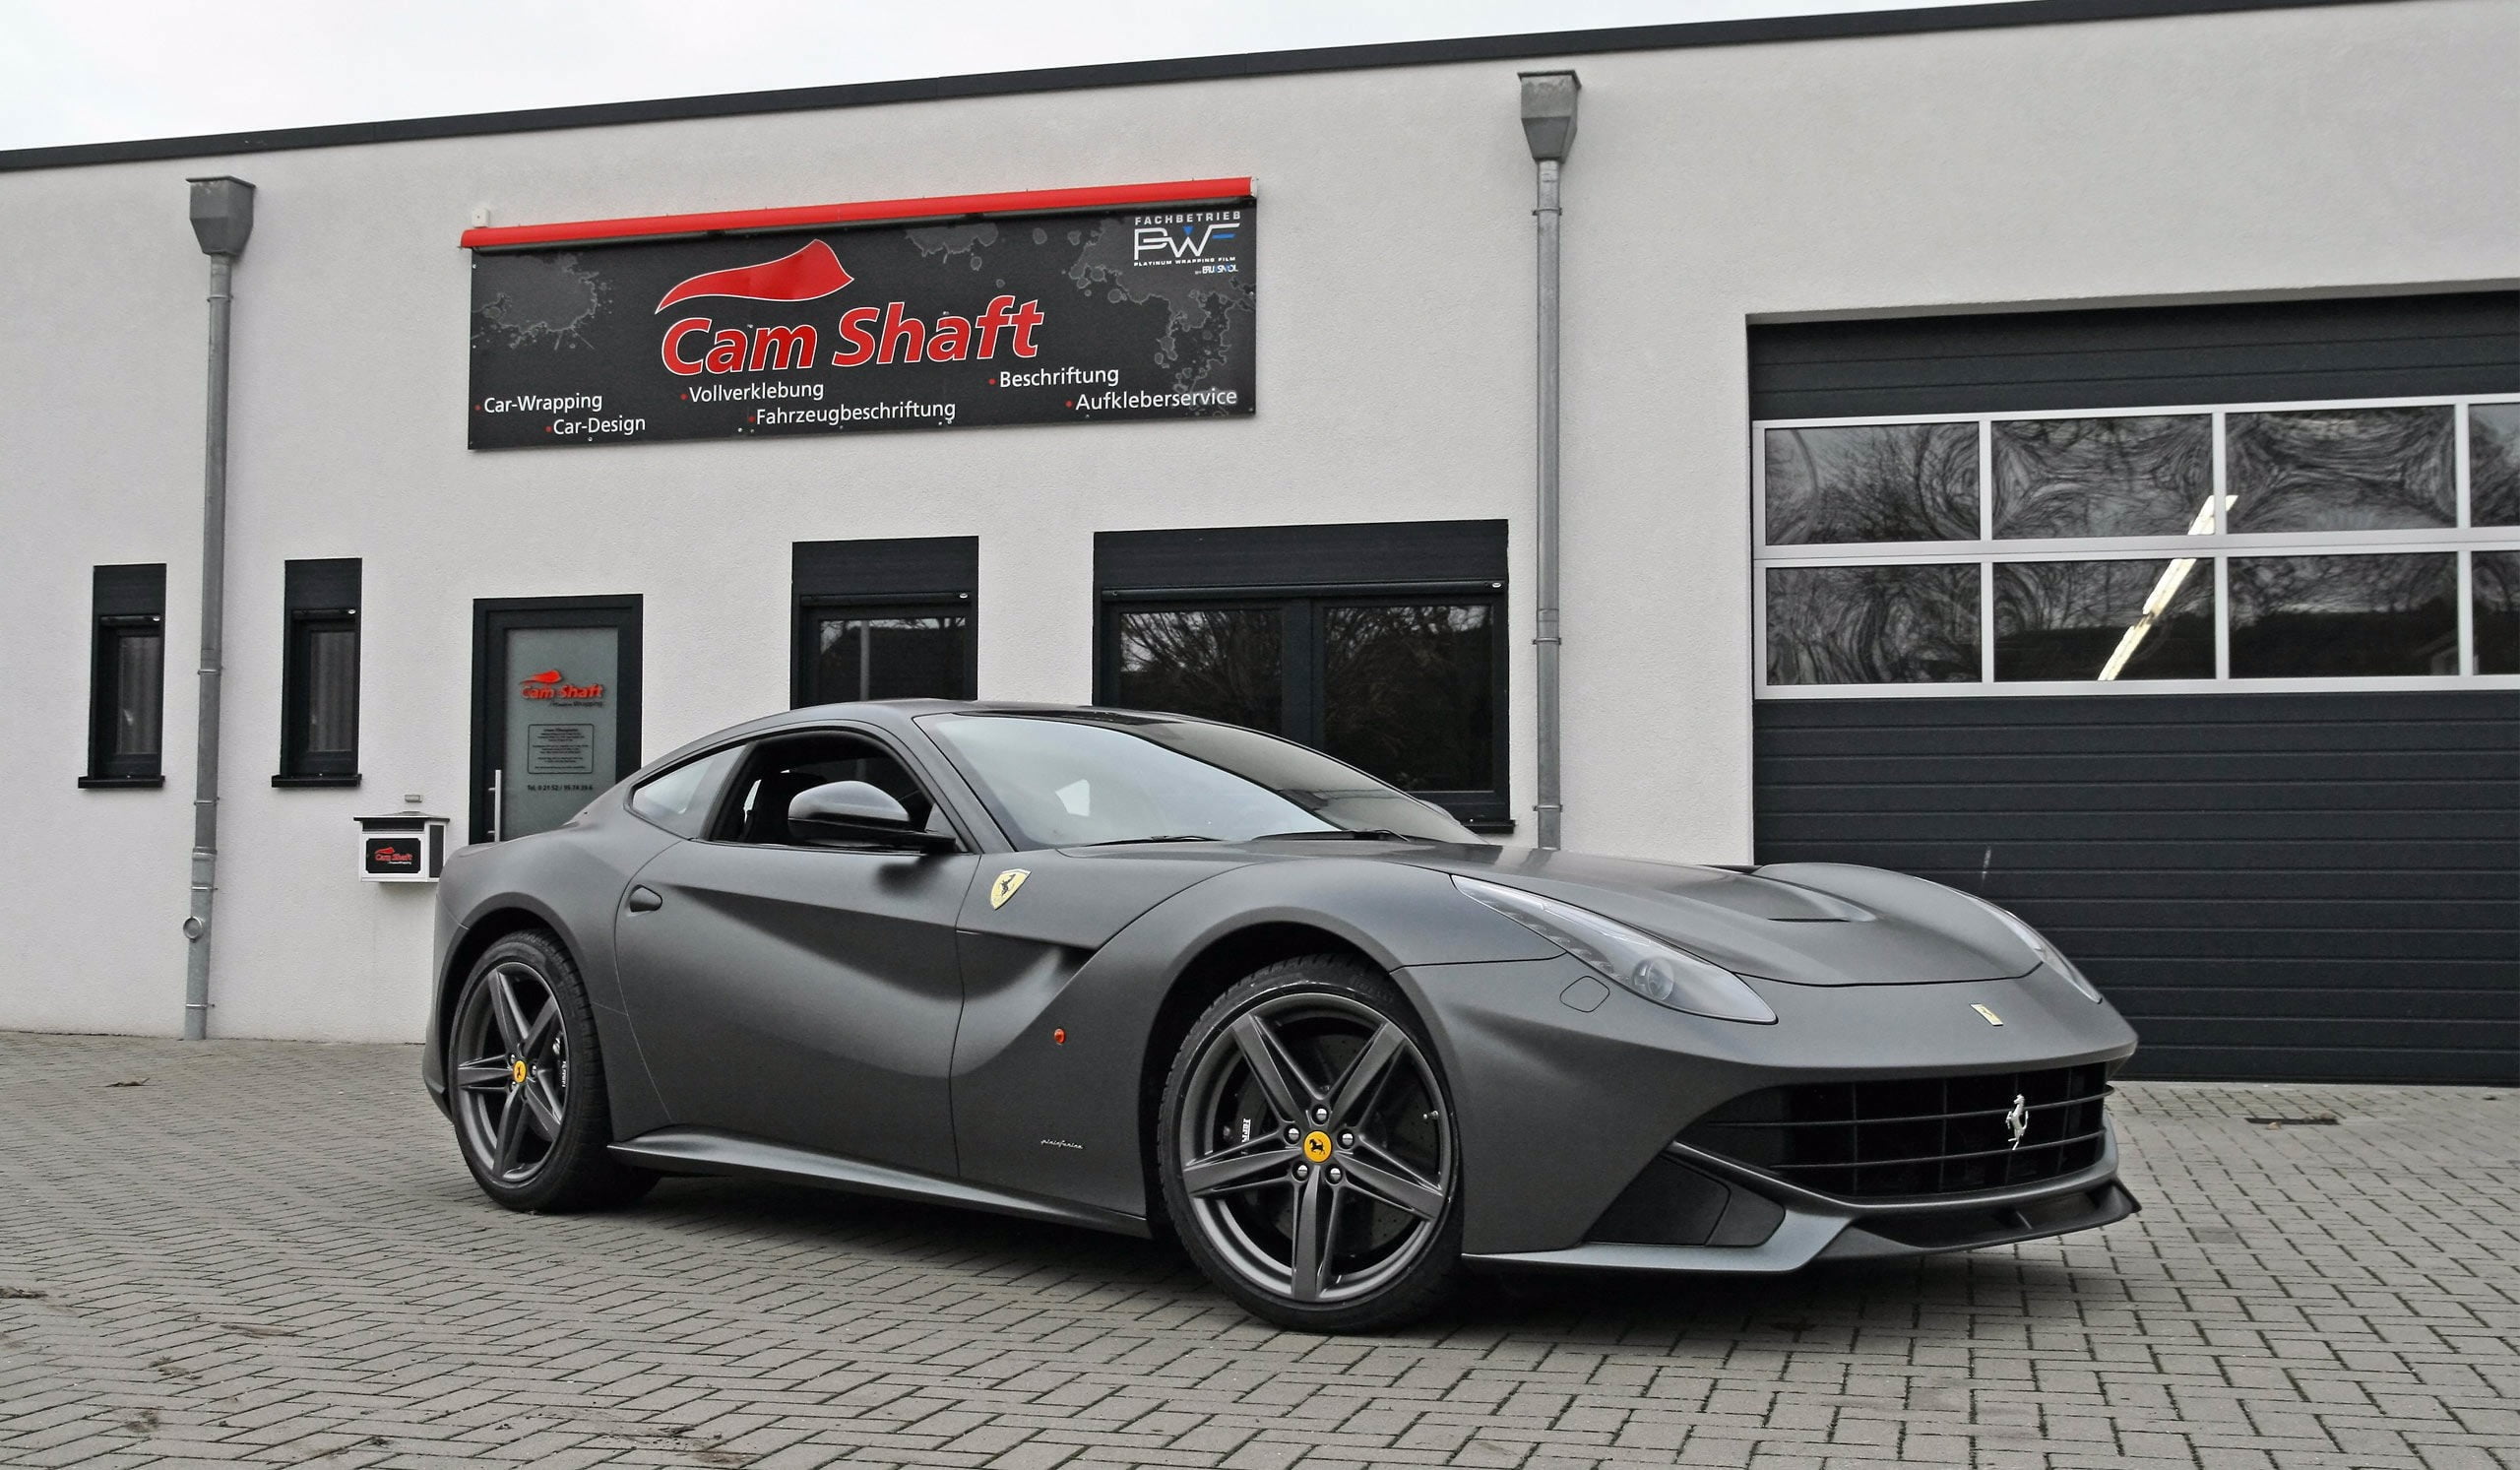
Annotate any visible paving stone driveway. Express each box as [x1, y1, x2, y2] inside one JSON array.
[[0, 1032, 2512, 1470]]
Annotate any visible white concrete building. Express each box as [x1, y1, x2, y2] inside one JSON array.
[[2, 0, 2513, 1082]]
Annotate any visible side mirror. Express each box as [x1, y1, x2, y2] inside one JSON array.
[[788, 781, 956, 852]]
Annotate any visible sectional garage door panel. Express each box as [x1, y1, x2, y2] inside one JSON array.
[[1749, 291, 2520, 418], [1752, 692, 2520, 1084]]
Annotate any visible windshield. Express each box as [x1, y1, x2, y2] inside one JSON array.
[[919, 712, 1484, 849]]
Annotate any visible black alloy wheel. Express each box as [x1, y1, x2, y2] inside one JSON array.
[[1160, 956, 1463, 1331], [447, 929, 654, 1213]]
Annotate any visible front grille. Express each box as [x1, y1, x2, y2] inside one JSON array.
[[1678, 1063, 2111, 1200]]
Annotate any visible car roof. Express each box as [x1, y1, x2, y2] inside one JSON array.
[[638, 700, 1198, 775]]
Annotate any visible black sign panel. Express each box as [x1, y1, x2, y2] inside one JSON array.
[[362, 834, 424, 876], [469, 202, 1254, 448]]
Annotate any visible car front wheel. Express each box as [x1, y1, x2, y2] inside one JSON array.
[[447, 929, 655, 1213], [1158, 956, 1463, 1331]]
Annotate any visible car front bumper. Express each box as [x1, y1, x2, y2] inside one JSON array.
[[1465, 1127, 2138, 1273], [1394, 955, 2141, 1260]]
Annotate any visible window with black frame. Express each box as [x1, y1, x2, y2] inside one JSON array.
[[84, 564, 167, 787], [1753, 397, 2520, 693], [791, 537, 976, 707], [1096, 522, 1510, 828], [277, 558, 361, 784]]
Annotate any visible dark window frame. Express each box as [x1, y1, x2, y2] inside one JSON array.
[[1095, 577, 1512, 829], [276, 610, 361, 786], [83, 564, 167, 788], [789, 592, 977, 709]]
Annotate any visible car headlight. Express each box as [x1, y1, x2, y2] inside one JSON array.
[[1454, 875, 1776, 1024], [1969, 896, 2104, 1003]]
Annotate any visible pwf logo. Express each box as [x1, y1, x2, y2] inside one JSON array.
[[1133, 222, 1237, 262]]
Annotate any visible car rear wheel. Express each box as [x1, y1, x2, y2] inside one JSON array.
[[1159, 956, 1463, 1331], [448, 929, 655, 1213]]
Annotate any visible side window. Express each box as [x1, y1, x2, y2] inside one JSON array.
[[626, 745, 743, 838], [709, 732, 945, 847]]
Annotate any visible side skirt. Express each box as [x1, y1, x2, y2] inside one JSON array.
[[609, 1127, 1153, 1240]]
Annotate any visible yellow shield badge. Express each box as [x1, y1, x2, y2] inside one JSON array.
[[989, 868, 1030, 909]]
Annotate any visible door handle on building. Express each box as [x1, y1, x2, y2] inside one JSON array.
[[626, 885, 663, 914]]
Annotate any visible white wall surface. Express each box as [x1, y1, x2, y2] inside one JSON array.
[[1, 0, 2512, 1041]]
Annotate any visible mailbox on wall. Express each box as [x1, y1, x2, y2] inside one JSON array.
[[356, 811, 448, 882]]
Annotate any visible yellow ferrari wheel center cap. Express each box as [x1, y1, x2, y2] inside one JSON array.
[[509, 1058, 529, 1085], [1301, 1130, 1334, 1163]]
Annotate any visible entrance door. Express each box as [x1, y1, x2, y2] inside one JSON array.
[[471, 597, 642, 843]]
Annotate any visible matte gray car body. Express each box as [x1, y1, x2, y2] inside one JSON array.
[[423, 701, 2140, 1272]]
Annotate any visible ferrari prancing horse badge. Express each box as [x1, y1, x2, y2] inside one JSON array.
[[990, 869, 1030, 909]]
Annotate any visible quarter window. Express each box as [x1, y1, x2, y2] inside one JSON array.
[[1756, 396, 2520, 692], [85, 564, 166, 786]]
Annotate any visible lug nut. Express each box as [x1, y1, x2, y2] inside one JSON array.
[[1285, 1126, 1300, 1142], [1338, 1131, 1354, 1149], [1293, 1163, 1310, 1180], [1312, 1107, 1329, 1122], [1327, 1168, 1343, 1183]]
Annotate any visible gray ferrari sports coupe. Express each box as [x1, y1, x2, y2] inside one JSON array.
[[423, 701, 2139, 1330]]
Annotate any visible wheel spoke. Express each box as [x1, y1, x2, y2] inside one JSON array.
[[1325, 1023, 1405, 1125], [454, 1057, 512, 1091], [520, 1073, 563, 1140], [1288, 1170, 1337, 1302], [1339, 1150, 1446, 1222], [488, 970, 532, 1053], [520, 998, 561, 1055], [1229, 1013, 1313, 1122], [1181, 1142, 1301, 1199], [491, 1089, 529, 1174]]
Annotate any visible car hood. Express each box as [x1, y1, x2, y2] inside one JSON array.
[[1383, 846, 2040, 986]]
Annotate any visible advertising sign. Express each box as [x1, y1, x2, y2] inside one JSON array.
[[468, 197, 1254, 448]]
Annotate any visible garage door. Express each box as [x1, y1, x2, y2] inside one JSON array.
[[1747, 292, 2519, 1084]]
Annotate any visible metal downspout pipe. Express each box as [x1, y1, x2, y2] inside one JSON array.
[[182, 177, 255, 1040], [1520, 73, 1578, 850]]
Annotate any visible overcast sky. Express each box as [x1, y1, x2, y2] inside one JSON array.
[[0, 0, 1986, 152]]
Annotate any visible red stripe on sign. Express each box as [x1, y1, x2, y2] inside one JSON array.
[[461, 177, 1254, 250]]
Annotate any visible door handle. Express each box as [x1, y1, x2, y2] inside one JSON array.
[[626, 885, 663, 914]]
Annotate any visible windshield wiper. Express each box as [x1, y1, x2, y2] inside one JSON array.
[[1250, 828, 1419, 842], [1073, 834, 1221, 847]]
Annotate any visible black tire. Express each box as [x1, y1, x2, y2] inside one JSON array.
[[1158, 955, 1464, 1332], [445, 929, 655, 1214]]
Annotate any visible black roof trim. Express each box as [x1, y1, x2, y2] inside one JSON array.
[[0, 0, 2394, 173]]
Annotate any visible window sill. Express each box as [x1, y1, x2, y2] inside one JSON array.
[[1466, 819, 1518, 835], [79, 774, 164, 790], [273, 773, 362, 789]]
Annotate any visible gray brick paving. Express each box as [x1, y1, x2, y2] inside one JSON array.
[[0, 1033, 2512, 1469]]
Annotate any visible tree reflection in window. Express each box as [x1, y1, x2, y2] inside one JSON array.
[[2471, 403, 2520, 529], [1766, 564, 1980, 684], [2229, 553, 2457, 677], [1995, 559, 2213, 681], [1322, 604, 1494, 791], [1111, 607, 1283, 733], [1993, 416, 2213, 539], [2226, 408, 2455, 533], [2475, 551, 2520, 675], [1764, 422, 1979, 544]]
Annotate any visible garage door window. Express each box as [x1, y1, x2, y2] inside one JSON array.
[[1756, 395, 2520, 693]]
